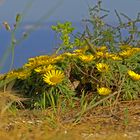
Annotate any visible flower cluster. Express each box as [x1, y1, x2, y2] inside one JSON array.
[[3, 42, 140, 96], [1, 21, 140, 110]]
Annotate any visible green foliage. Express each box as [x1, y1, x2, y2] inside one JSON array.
[[0, 1, 140, 115], [52, 21, 85, 53], [82, 1, 140, 52]]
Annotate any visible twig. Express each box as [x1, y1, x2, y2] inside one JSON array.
[[74, 63, 100, 83], [74, 91, 118, 123]]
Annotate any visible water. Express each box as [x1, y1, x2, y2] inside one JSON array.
[[0, 22, 83, 73]]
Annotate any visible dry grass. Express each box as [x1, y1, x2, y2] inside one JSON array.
[[0, 90, 26, 115], [0, 92, 140, 140]]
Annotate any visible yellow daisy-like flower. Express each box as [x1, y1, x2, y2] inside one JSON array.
[[24, 54, 64, 69], [105, 52, 115, 58], [110, 55, 122, 61], [43, 70, 65, 85], [23, 55, 51, 69], [119, 50, 133, 58], [6, 69, 31, 80], [6, 70, 19, 79], [34, 65, 56, 73], [17, 69, 31, 80], [95, 51, 113, 59], [97, 87, 112, 95], [128, 70, 140, 81], [34, 66, 44, 73], [79, 54, 95, 62], [96, 51, 104, 58], [46, 65, 56, 71], [133, 48, 140, 51], [96, 63, 109, 72], [53, 54, 64, 62], [96, 46, 107, 52], [63, 52, 77, 57], [131, 48, 140, 54]]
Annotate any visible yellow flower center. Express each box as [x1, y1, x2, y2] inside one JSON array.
[[50, 76, 62, 84], [97, 87, 112, 95]]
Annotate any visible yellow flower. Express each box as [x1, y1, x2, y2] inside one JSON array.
[[96, 46, 107, 52], [79, 54, 95, 62], [34, 66, 45, 73], [119, 50, 133, 58], [131, 48, 140, 54], [46, 65, 56, 71], [5, 69, 31, 80], [17, 70, 31, 80], [23, 55, 51, 68], [97, 87, 112, 95], [132, 48, 140, 51], [63, 52, 77, 57], [96, 51, 104, 58], [105, 52, 115, 58], [6, 71, 18, 79], [96, 63, 109, 72], [53, 54, 64, 62], [128, 70, 140, 81], [23, 55, 64, 69], [95, 51, 114, 59], [34, 65, 56, 73], [110, 55, 122, 61], [43, 70, 65, 85]]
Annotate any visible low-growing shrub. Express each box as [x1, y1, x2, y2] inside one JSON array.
[[0, 1, 140, 110]]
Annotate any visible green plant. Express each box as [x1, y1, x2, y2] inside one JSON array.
[[82, 0, 140, 52], [124, 107, 129, 127], [0, 1, 140, 115]]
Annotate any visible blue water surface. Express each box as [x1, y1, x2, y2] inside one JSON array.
[[0, 22, 83, 73]]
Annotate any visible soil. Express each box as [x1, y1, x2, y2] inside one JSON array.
[[0, 100, 140, 140]]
